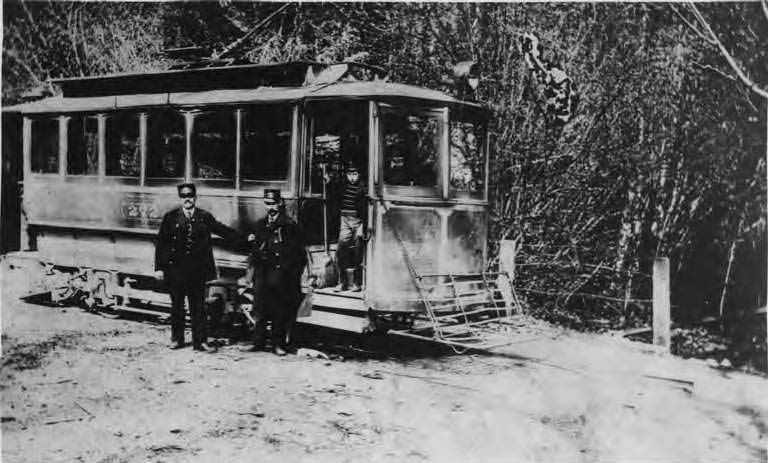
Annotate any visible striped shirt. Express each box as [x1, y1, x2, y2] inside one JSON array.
[[341, 182, 365, 217]]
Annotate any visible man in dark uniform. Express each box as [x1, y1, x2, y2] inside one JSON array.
[[154, 183, 238, 351], [242, 189, 307, 355]]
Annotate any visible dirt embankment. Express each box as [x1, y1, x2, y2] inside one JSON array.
[[1, 262, 767, 463]]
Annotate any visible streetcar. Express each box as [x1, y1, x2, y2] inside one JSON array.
[[4, 60, 517, 349]]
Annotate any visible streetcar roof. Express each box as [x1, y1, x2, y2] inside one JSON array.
[[3, 81, 484, 114]]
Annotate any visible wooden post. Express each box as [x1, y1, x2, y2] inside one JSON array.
[[59, 116, 68, 177], [22, 117, 31, 176], [97, 114, 106, 180], [440, 107, 450, 200], [21, 117, 31, 250], [498, 239, 517, 281], [653, 257, 671, 351], [139, 112, 147, 187], [288, 105, 299, 196], [234, 109, 242, 191], [184, 111, 194, 182], [497, 239, 518, 314]]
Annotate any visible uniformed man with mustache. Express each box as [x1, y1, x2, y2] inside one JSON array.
[[154, 183, 238, 352], [242, 189, 307, 355]]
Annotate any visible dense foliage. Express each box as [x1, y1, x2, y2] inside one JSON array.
[[3, 2, 765, 366]]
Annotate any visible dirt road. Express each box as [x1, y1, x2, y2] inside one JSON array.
[[2, 261, 767, 463]]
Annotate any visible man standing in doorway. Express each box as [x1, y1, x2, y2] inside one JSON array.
[[242, 189, 307, 355], [332, 162, 367, 292], [154, 183, 237, 351]]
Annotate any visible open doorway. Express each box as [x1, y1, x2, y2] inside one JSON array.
[[2, 113, 22, 253], [301, 101, 369, 292]]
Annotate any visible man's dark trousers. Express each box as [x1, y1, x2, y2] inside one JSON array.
[[251, 269, 301, 349], [167, 264, 207, 347]]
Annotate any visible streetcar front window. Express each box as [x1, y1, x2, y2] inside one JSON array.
[[382, 108, 441, 196], [30, 117, 59, 174], [106, 111, 141, 178], [449, 114, 486, 200], [240, 104, 291, 184], [67, 114, 99, 176], [146, 110, 185, 182], [193, 109, 235, 186]]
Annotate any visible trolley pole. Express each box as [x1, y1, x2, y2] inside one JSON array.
[[653, 257, 671, 352]]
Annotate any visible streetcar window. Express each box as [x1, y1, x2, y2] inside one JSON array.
[[193, 109, 235, 185], [106, 112, 141, 177], [306, 101, 368, 196], [67, 115, 99, 175], [382, 109, 440, 191], [449, 116, 486, 200], [30, 117, 59, 174], [240, 105, 291, 182], [146, 110, 185, 180]]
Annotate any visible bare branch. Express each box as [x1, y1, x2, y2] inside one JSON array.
[[213, 3, 292, 60], [61, 3, 84, 77], [762, 0, 768, 22], [7, 22, 49, 80], [20, 0, 51, 49], [669, 3, 716, 46], [5, 49, 44, 86], [688, 2, 768, 99], [693, 61, 761, 113], [691, 61, 737, 82], [736, 84, 761, 113]]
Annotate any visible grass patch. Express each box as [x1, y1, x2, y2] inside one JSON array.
[[1, 333, 81, 372]]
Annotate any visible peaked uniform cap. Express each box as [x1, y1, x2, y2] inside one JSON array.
[[177, 183, 197, 195], [263, 189, 283, 203]]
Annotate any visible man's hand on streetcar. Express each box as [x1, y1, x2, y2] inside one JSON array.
[[153, 270, 164, 281], [247, 234, 256, 242], [237, 276, 251, 288]]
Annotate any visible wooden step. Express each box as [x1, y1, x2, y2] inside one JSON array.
[[297, 309, 368, 333], [311, 291, 367, 313]]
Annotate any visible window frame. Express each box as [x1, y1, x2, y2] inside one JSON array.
[[447, 112, 489, 202], [65, 112, 101, 177], [238, 103, 294, 194], [28, 115, 61, 176], [190, 107, 237, 189], [104, 110, 143, 184], [144, 108, 187, 186], [377, 103, 448, 199]]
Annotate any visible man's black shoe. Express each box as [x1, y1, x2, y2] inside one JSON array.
[[193, 343, 212, 352], [273, 346, 288, 356]]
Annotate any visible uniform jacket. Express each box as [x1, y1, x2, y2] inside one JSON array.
[[154, 207, 237, 282], [246, 213, 307, 288]]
